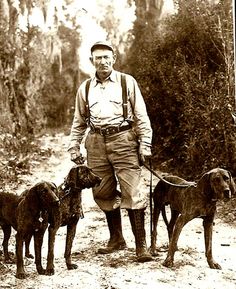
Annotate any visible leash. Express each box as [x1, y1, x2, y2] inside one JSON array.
[[231, 0, 236, 125], [148, 159, 153, 237], [143, 162, 197, 188], [58, 183, 72, 201]]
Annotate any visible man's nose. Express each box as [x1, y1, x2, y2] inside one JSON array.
[[100, 57, 106, 64]]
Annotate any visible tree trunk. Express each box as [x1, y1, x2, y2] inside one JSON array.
[[135, 0, 164, 26]]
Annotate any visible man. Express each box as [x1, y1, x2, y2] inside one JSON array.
[[68, 40, 153, 262]]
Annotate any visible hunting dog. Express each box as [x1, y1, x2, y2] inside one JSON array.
[[0, 181, 59, 279], [150, 168, 236, 269], [34, 165, 101, 275]]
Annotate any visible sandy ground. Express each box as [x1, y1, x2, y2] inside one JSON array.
[[0, 133, 236, 289]]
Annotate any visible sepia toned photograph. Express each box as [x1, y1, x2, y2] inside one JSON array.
[[0, 0, 235, 288]]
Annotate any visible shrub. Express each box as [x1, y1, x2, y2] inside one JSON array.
[[126, 0, 236, 178]]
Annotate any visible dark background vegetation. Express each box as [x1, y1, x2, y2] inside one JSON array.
[[0, 0, 235, 187], [125, 0, 236, 179]]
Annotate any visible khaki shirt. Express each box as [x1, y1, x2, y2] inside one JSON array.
[[68, 70, 152, 150]]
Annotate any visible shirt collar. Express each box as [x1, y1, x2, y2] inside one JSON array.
[[91, 70, 117, 87]]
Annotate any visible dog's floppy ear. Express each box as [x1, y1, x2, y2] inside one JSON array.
[[27, 182, 45, 204], [30, 182, 45, 195], [228, 171, 236, 196], [50, 182, 57, 190], [198, 171, 214, 199], [28, 183, 40, 197], [66, 166, 78, 187]]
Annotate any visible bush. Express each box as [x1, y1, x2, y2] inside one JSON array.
[[126, 0, 236, 178]]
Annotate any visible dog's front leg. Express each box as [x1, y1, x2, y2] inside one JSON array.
[[15, 232, 27, 279], [65, 220, 79, 270], [203, 216, 221, 269], [163, 214, 187, 267], [45, 225, 57, 275], [34, 226, 47, 275]]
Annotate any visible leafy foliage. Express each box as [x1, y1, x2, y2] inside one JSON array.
[[0, 2, 84, 185], [0, 132, 52, 188], [40, 25, 83, 128], [126, 0, 236, 178]]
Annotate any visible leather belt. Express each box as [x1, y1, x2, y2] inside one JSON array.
[[90, 124, 131, 136]]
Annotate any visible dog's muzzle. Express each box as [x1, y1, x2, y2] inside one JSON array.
[[223, 189, 231, 199], [52, 198, 60, 206]]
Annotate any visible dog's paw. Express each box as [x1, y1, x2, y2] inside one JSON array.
[[5, 258, 15, 264], [15, 271, 27, 279], [37, 268, 46, 275], [67, 263, 78, 270], [162, 257, 174, 268], [149, 248, 159, 256], [25, 253, 34, 259], [208, 260, 222, 270], [45, 268, 55, 275]]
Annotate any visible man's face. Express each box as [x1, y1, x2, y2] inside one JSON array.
[[90, 48, 116, 79]]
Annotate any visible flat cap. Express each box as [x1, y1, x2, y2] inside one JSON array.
[[90, 41, 114, 53]]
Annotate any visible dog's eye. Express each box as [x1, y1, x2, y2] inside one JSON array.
[[223, 175, 229, 181]]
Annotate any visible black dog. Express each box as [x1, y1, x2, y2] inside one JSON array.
[[150, 168, 235, 269], [34, 165, 101, 275], [0, 182, 59, 279]]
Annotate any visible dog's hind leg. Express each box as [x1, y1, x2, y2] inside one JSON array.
[[25, 234, 34, 259], [2, 225, 14, 263], [15, 232, 27, 279], [167, 209, 179, 242], [166, 209, 179, 252], [161, 206, 169, 227], [150, 205, 161, 256]]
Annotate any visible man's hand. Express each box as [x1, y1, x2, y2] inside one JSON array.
[[139, 142, 152, 164], [69, 147, 85, 165]]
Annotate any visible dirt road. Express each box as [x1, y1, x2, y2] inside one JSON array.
[[0, 133, 236, 289]]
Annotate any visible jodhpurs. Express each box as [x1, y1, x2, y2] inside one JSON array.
[[85, 129, 147, 211]]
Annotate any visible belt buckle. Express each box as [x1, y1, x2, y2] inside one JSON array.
[[99, 126, 124, 136], [100, 127, 110, 136]]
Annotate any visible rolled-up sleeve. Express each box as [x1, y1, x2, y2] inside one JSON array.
[[68, 82, 88, 150], [128, 76, 153, 146]]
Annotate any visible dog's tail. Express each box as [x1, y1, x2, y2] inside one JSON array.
[[161, 206, 169, 227]]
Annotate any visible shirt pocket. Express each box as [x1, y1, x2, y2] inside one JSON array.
[[89, 98, 100, 116], [109, 96, 123, 116]]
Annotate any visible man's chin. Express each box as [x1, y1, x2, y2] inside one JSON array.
[[98, 70, 112, 78]]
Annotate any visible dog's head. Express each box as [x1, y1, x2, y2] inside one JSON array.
[[30, 181, 60, 207], [198, 168, 236, 202], [65, 165, 102, 190]]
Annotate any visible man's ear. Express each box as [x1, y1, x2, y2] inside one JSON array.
[[112, 53, 117, 64], [89, 56, 94, 65]]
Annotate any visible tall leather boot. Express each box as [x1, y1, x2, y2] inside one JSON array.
[[97, 208, 126, 254], [128, 209, 153, 262]]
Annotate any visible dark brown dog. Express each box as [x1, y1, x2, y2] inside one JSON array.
[[34, 165, 101, 275], [0, 182, 59, 279], [150, 168, 236, 269]]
